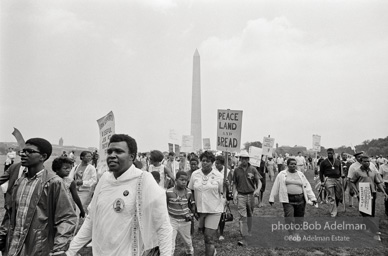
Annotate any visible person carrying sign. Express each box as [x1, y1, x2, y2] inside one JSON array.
[[350, 155, 387, 241], [232, 151, 262, 246], [319, 148, 343, 217]]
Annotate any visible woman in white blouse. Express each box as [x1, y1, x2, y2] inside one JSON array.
[[70, 151, 97, 212], [188, 151, 223, 256]]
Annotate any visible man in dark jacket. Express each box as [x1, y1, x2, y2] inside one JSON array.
[[0, 138, 77, 255]]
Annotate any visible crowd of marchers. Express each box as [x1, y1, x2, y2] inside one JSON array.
[[1, 137, 388, 256]]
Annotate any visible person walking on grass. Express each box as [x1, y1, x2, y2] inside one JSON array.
[[319, 148, 343, 217], [65, 134, 172, 256], [269, 158, 317, 228], [232, 151, 262, 246], [0, 138, 77, 255], [166, 171, 195, 255], [188, 151, 223, 256]]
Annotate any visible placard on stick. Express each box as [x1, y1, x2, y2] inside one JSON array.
[[217, 109, 243, 152]]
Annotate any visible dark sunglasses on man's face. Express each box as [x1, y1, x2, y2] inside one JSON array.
[[21, 148, 41, 155]]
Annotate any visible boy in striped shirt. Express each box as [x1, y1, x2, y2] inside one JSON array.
[[166, 171, 195, 255]]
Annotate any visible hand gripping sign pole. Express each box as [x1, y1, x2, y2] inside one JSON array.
[[341, 164, 346, 212]]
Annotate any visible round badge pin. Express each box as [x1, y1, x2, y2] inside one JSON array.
[[123, 190, 129, 196], [113, 198, 125, 213]]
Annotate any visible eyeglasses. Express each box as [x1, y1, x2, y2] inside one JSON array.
[[21, 148, 41, 155]]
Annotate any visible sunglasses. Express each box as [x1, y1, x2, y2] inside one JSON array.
[[21, 148, 41, 155]]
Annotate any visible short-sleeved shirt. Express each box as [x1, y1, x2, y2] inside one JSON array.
[[188, 169, 223, 213], [379, 164, 388, 182], [350, 166, 383, 193], [166, 187, 192, 220], [233, 165, 262, 194]]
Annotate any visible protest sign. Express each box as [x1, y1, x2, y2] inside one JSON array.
[[169, 129, 179, 143], [174, 144, 180, 155], [203, 138, 211, 150], [168, 143, 174, 153], [313, 134, 321, 152], [12, 127, 25, 149], [262, 137, 275, 156], [181, 135, 194, 153], [249, 146, 263, 167], [96, 111, 115, 177], [217, 109, 243, 152], [359, 182, 372, 215]]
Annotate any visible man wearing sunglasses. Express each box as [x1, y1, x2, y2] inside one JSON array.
[[0, 138, 77, 256]]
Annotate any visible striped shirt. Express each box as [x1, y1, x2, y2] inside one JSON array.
[[166, 188, 192, 220], [8, 169, 44, 256]]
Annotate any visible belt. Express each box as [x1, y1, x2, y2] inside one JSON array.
[[238, 192, 254, 195], [288, 193, 304, 197]]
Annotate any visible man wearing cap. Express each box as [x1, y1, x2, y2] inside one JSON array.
[[0, 138, 77, 255], [319, 148, 343, 217], [232, 151, 262, 246]]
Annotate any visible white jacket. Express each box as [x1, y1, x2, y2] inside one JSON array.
[[269, 169, 316, 204], [69, 164, 97, 192]]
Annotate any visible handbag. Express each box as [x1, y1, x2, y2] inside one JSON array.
[[220, 203, 233, 222], [143, 247, 160, 256]]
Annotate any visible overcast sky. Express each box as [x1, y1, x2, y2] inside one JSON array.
[[1, 0, 388, 152]]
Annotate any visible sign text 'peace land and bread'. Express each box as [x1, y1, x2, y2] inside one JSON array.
[[217, 109, 242, 152]]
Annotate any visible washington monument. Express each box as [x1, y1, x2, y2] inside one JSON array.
[[191, 49, 202, 151]]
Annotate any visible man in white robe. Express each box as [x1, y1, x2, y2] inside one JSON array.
[[65, 134, 172, 256]]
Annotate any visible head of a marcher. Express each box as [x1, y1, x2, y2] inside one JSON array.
[[80, 151, 92, 164], [179, 153, 186, 161], [215, 155, 225, 171], [354, 152, 364, 163], [107, 134, 137, 178], [149, 150, 164, 165], [341, 152, 347, 161], [21, 138, 52, 167], [239, 151, 250, 167], [168, 152, 175, 161], [327, 148, 334, 159], [175, 171, 188, 189], [287, 158, 297, 172], [190, 157, 199, 171], [360, 155, 370, 169], [52, 156, 73, 178], [199, 151, 215, 172]]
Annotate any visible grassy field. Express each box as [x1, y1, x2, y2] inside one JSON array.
[[0, 155, 387, 255]]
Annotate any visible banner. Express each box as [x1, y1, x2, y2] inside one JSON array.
[[359, 182, 372, 215], [12, 127, 25, 149], [168, 143, 174, 152], [97, 111, 115, 177], [313, 134, 321, 152], [203, 138, 211, 150], [249, 146, 263, 167], [217, 109, 243, 152], [181, 135, 194, 153], [262, 137, 275, 156]]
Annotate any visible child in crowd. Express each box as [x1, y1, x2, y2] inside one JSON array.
[[52, 157, 85, 218], [166, 171, 195, 255]]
